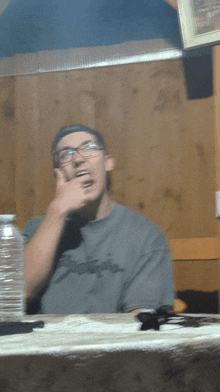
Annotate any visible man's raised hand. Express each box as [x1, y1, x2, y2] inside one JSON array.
[[52, 168, 89, 217]]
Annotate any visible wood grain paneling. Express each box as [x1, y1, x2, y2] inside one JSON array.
[[170, 238, 220, 293], [173, 259, 219, 292], [0, 76, 16, 215], [213, 45, 220, 310], [1, 58, 219, 301], [214, 46, 220, 191], [170, 238, 220, 260], [123, 60, 216, 239], [34, 72, 67, 215], [0, 58, 217, 241], [14, 75, 40, 228]]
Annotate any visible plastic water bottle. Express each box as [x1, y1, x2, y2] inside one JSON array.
[[0, 215, 25, 322]]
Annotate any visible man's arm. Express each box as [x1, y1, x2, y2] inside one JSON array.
[[23, 204, 67, 302], [24, 168, 92, 303], [123, 228, 175, 313]]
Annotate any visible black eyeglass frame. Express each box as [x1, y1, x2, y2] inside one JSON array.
[[53, 141, 105, 167]]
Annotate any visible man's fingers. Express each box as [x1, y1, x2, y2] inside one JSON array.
[[54, 168, 82, 191], [53, 168, 89, 213]]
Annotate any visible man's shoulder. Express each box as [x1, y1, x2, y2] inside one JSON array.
[[115, 203, 168, 252], [116, 203, 160, 231]]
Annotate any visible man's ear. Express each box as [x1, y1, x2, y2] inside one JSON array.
[[105, 155, 115, 172]]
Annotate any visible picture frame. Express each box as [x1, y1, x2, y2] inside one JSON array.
[[177, 0, 220, 49]]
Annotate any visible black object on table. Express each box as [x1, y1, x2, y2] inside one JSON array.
[[137, 306, 220, 331], [0, 321, 44, 336]]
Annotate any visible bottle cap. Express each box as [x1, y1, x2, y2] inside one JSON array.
[[0, 215, 15, 223]]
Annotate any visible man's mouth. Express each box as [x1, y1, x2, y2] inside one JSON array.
[[76, 171, 94, 188], [83, 182, 93, 188], [76, 171, 90, 178]]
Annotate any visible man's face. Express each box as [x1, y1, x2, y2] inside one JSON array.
[[55, 131, 114, 202]]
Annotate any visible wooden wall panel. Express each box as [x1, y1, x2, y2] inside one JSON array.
[[213, 45, 220, 310], [68, 67, 127, 205], [173, 259, 219, 292], [123, 60, 216, 239], [170, 238, 220, 293], [0, 76, 16, 215], [170, 238, 220, 260], [15, 75, 40, 228], [0, 58, 217, 240], [214, 46, 220, 192], [64, 67, 126, 206], [33, 72, 67, 215]]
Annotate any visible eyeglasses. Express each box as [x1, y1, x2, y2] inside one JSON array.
[[54, 141, 104, 166]]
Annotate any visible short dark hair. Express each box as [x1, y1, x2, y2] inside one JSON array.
[[51, 124, 111, 191], [51, 124, 106, 168]]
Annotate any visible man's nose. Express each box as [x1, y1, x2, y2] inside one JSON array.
[[71, 150, 85, 165]]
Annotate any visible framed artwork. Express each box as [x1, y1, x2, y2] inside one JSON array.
[[177, 0, 220, 49]]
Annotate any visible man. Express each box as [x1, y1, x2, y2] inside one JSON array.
[[22, 124, 174, 314]]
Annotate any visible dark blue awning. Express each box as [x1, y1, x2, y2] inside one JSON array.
[[0, 0, 181, 57], [0, 0, 212, 99]]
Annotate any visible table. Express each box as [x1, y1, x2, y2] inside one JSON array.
[[1, 313, 220, 391]]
